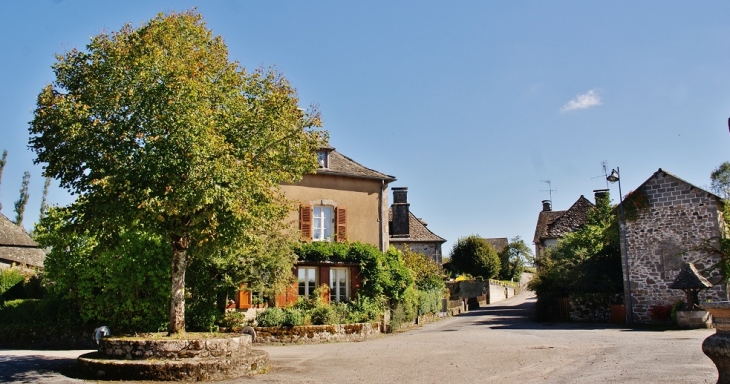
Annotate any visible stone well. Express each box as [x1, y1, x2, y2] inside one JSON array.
[[77, 333, 269, 381]]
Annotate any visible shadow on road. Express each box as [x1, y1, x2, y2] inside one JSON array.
[[0, 354, 81, 382], [454, 294, 636, 332]]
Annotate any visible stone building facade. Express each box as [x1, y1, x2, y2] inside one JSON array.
[[533, 195, 595, 260], [624, 169, 727, 323]]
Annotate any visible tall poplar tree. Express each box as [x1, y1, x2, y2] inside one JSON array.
[[28, 11, 324, 334], [0, 149, 7, 211], [14, 171, 30, 226], [39, 176, 51, 219]]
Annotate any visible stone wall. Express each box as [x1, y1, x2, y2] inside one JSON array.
[[254, 322, 379, 344], [626, 171, 727, 323], [568, 293, 612, 323]]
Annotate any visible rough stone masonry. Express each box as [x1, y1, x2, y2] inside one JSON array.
[[625, 169, 727, 323]]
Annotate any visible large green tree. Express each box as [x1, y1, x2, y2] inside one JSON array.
[[497, 236, 533, 282], [449, 235, 501, 279], [528, 193, 622, 299], [28, 11, 324, 333], [711, 161, 730, 199]]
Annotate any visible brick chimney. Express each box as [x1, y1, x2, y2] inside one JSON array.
[[542, 200, 552, 212], [391, 187, 410, 237]]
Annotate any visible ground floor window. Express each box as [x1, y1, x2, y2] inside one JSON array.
[[330, 267, 349, 302], [298, 267, 317, 296]]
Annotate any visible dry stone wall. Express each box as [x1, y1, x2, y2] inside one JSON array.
[[254, 323, 379, 344], [626, 172, 727, 323]]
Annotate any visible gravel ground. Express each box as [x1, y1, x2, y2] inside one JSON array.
[[0, 287, 719, 383]]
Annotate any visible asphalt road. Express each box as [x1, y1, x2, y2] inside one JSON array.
[[0, 290, 719, 383]]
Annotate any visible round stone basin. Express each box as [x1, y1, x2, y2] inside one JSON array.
[[98, 333, 252, 360]]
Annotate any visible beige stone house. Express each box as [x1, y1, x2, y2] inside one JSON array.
[[533, 195, 594, 260], [622, 169, 727, 323], [0, 213, 45, 269], [388, 187, 446, 264], [236, 146, 396, 309]]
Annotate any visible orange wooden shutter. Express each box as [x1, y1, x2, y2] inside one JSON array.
[[286, 280, 299, 306], [299, 204, 312, 241], [238, 285, 252, 309], [350, 266, 361, 298], [336, 206, 347, 243]]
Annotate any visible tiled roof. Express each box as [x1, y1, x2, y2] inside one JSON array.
[[533, 196, 594, 244], [317, 150, 396, 182], [485, 238, 508, 254], [388, 209, 446, 243], [0, 213, 46, 267]]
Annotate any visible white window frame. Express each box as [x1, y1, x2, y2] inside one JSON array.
[[312, 205, 334, 242], [298, 267, 317, 297], [330, 267, 349, 302]]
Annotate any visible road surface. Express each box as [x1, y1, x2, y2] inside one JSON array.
[[0, 289, 718, 383]]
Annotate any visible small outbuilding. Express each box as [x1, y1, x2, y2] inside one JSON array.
[[0, 213, 46, 269]]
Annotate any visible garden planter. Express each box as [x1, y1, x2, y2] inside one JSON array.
[[700, 302, 730, 384], [676, 309, 712, 329], [77, 333, 269, 381]]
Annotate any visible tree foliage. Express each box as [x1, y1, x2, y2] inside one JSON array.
[[0, 149, 6, 211], [497, 236, 533, 282], [13, 171, 30, 226], [400, 246, 444, 291], [293, 242, 415, 305], [711, 161, 730, 199], [34, 206, 170, 332], [28, 11, 324, 333], [528, 193, 622, 299], [449, 235, 501, 280]]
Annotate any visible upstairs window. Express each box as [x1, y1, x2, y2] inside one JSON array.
[[300, 204, 347, 242], [317, 151, 328, 168], [312, 206, 333, 241]]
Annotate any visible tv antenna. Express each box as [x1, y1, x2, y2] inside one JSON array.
[[540, 180, 556, 201], [591, 161, 610, 189]]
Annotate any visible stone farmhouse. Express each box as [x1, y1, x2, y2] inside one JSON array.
[[235, 145, 396, 309], [622, 168, 727, 323], [388, 187, 447, 265], [0, 213, 46, 269], [533, 195, 595, 260]]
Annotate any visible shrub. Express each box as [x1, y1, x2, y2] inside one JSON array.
[[648, 304, 673, 323], [449, 235, 500, 280], [417, 288, 443, 315], [310, 305, 337, 325], [283, 308, 305, 326], [346, 295, 384, 323], [256, 308, 286, 327], [0, 268, 25, 297], [219, 311, 249, 331]]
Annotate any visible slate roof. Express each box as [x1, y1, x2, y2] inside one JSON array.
[[0, 213, 46, 267], [669, 263, 713, 290], [485, 238, 508, 254], [388, 209, 446, 243], [533, 196, 594, 244], [317, 149, 396, 182]]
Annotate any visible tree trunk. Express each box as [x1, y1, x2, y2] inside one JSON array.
[[169, 237, 189, 334]]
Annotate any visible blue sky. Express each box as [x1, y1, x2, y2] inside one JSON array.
[[2, 1, 730, 254]]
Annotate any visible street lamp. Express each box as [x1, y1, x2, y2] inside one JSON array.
[[607, 167, 633, 325]]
